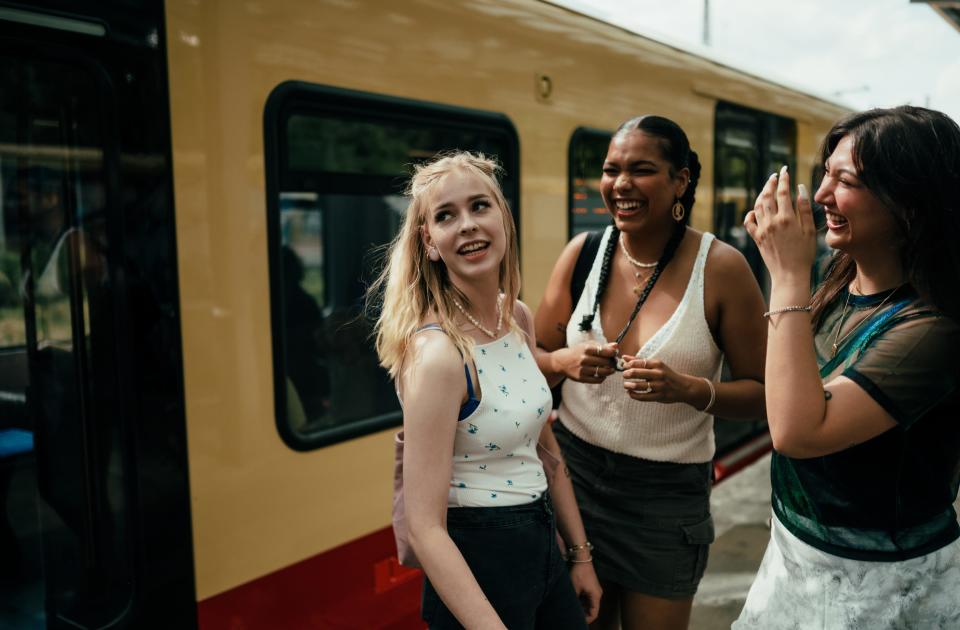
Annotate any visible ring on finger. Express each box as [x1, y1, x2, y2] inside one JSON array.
[[594, 365, 600, 378], [637, 379, 653, 394]]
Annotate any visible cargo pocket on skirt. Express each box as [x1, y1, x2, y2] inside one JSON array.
[[676, 514, 715, 590]]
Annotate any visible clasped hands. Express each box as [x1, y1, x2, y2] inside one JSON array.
[[561, 341, 698, 405]]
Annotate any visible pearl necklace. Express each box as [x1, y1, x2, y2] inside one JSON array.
[[451, 292, 504, 339], [619, 233, 658, 295], [619, 233, 658, 268]]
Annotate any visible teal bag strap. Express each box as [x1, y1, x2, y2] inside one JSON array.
[[818, 298, 916, 378]]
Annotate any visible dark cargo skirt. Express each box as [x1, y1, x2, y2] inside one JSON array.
[[554, 421, 715, 599]]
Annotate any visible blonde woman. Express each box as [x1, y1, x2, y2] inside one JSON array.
[[371, 152, 601, 629]]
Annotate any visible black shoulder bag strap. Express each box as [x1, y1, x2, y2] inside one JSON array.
[[570, 230, 604, 307], [552, 229, 604, 410]]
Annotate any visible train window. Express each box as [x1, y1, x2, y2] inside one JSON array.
[[568, 128, 612, 237], [265, 82, 520, 449], [713, 102, 796, 285]]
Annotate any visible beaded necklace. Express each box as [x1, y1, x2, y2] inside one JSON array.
[[451, 292, 504, 339]]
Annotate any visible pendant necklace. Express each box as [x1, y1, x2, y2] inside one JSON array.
[[452, 292, 504, 339], [610, 226, 685, 370], [619, 233, 658, 296], [830, 282, 903, 357]]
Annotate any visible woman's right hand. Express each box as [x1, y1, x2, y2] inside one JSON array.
[[555, 341, 618, 384]]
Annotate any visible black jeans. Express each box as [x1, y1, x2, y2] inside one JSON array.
[[422, 493, 587, 629]]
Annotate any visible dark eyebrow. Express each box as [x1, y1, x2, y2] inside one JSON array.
[[604, 159, 658, 168], [434, 193, 491, 212], [825, 159, 860, 179]]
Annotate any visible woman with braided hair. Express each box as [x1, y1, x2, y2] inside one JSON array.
[[534, 115, 767, 630]]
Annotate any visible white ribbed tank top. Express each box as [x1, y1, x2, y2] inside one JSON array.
[[559, 228, 722, 463]]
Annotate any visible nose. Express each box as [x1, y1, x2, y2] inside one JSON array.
[[813, 177, 832, 206], [459, 213, 479, 233], [614, 173, 632, 192]]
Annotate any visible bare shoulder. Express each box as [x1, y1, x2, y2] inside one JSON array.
[[513, 299, 535, 332], [706, 236, 753, 280], [403, 328, 465, 387]]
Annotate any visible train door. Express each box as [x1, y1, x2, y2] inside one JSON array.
[[714, 101, 797, 291], [0, 3, 194, 628]]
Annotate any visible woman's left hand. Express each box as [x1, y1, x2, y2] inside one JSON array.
[[569, 562, 602, 623], [621, 356, 700, 405], [743, 165, 816, 286]]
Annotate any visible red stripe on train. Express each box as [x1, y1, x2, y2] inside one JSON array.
[[198, 527, 424, 629]]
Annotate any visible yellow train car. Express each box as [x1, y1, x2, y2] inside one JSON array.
[[0, 1, 847, 627]]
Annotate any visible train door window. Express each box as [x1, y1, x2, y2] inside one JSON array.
[[265, 83, 519, 449], [568, 128, 612, 237], [712, 102, 796, 457], [0, 52, 134, 628], [713, 102, 796, 286]]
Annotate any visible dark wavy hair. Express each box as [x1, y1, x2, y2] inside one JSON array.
[[810, 106, 960, 327], [579, 115, 701, 331]]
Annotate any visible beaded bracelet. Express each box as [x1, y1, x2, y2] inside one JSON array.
[[763, 305, 812, 318], [698, 377, 716, 413], [566, 541, 593, 555]]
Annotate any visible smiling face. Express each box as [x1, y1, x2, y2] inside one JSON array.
[[600, 131, 688, 233], [815, 135, 902, 256], [420, 168, 507, 286]]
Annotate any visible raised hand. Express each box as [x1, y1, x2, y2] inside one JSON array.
[[743, 165, 817, 287]]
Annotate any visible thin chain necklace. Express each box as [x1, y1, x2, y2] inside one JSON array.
[[611, 225, 685, 369], [830, 282, 903, 357], [619, 233, 659, 295], [451, 292, 504, 339]]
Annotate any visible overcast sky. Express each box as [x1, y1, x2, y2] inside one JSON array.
[[552, 0, 960, 124]]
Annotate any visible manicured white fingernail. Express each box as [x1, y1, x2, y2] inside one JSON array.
[[780, 164, 788, 175], [769, 172, 778, 179], [798, 184, 809, 200]]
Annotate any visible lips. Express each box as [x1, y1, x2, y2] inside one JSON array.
[[825, 211, 848, 230], [457, 240, 490, 257], [612, 198, 646, 217]]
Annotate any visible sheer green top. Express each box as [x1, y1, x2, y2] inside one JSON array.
[[772, 287, 960, 561]]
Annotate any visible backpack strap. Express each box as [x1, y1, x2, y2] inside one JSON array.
[[570, 230, 604, 307]]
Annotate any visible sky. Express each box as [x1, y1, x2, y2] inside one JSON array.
[[551, 0, 960, 124]]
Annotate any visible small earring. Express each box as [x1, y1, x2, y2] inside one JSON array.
[[671, 200, 686, 222], [428, 247, 440, 262]]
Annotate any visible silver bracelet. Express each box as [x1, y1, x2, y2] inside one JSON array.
[[699, 377, 716, 413], [763, 305, 812, 318]]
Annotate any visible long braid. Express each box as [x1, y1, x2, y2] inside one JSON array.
[[579, 226, 620, 332]]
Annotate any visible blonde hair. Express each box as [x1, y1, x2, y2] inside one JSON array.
[[369, 152, 521, 379]]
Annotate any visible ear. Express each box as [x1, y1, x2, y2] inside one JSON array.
[[419, 224, 434, 251], [674, 166, 691, 198]]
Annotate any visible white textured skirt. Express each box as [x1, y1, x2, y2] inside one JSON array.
[[733, 513, 960, 630]]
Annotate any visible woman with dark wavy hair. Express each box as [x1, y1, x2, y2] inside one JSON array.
[[535, 116, 767, 630], [736, 106, 960, 628]]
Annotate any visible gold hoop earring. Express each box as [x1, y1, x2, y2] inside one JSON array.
[[671, 200, 685, 222]]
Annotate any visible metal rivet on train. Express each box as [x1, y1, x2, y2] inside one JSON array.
[[535, 74, 553, 102]]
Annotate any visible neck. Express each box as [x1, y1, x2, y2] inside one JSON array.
[[449, 275, 502, 326], [850, 253, 905, 295], [620, 223, 679, 262]]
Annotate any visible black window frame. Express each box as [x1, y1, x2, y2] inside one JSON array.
[[567, 127, 612, 239], [263, 81, 520, 451]]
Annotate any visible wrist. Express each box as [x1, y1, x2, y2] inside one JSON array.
[[770, 275, 811, 297]]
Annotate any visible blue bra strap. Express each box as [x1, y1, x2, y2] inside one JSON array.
[[463, 364, 476, 400], [414, 324, 479, 419]]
